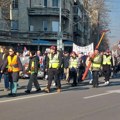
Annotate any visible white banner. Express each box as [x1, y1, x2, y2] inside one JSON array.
[[73, 43, 94, 55]]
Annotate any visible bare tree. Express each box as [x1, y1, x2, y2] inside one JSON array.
[[82, 0, 110, 49]]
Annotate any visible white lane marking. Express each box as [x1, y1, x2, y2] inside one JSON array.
[[83, 92, 112, 99], [84, 89, 120, 99], [107, 90, 120, 93], [0, 92, 57, 103]]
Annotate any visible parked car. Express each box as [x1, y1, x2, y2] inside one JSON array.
[[20, 56, 44, 79]]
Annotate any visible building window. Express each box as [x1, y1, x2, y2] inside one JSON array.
[[52, 21, 59, 32], [52, 0, 58, 7], [43, 21, 48, 31], [11, 20, 18, 30], [12, 0, 18, 9], [44, 0, 47, 7]]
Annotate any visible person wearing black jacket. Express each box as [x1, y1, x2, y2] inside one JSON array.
[[102, 50, 113, 85], [44, 46, 62, 93], [0, 46, 9, 91], [25, 51, 41, 94], [0, 46, 6, 81], [63, 52, 70, 82]]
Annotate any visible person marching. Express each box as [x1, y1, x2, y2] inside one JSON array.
[[0, 46, 10, 91], [44, 46, 62, 93], [102, 50, 113, 85], [69, 51, 79, 87], [90, 49, 102, 88], [1, 47, 23, 97], [77, 52, 86, 83], [63, 51, 70, 82], [25, 51, 41, 94], [86, 52, 93, 84]]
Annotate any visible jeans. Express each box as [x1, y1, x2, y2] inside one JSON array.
[[0, 73, 2, 82], [10, 82, 17, 94], [3, 74, 9, 89], [88, 70, 93, 80], [0, 73, 9, 89]]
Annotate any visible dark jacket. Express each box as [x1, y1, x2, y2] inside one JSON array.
[[0, 53, 9, 74], [63, 55, 70, 68], [27, 55, 39, 74], [0, 53, 4, 70]]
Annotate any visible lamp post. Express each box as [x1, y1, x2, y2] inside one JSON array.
[[57, 0, 63, 50]]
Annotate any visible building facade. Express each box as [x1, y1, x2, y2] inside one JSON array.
[[73, 0, 91, 46], [10, 0, 74, 51], [0, 0, 92, 52]]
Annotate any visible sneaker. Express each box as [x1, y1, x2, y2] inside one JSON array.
[[4, 88, 9, 91], [43, 88, 50, 93], [8, 93, 13, 96], [71, 83, 77, 87], [45, 75, 48, 80], [57, 88, 61, 93], [25, 90, 30, 94], [104, 81, 109, 85], [8, 93, 16, 97], [104, 82, 107, 85], [12, 93, 17, 97], [52, 82, 56, 86], [36, 88, 41, 92], [106, 81, 110, 85], [89, 80, 93, 84]]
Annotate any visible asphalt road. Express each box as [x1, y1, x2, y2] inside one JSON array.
[[0, 77, 120, 120]]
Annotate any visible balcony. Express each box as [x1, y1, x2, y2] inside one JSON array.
[[28, 7, 70, 18], [29, 31, 72, 40], [0, 30, 72, 43]]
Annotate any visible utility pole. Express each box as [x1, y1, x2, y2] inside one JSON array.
[[57, 0, 63, 50]]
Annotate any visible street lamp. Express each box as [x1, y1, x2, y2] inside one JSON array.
[[57, 0, 63, 50]]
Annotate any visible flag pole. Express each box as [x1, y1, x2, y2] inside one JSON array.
[[82, 30, 109, 80]]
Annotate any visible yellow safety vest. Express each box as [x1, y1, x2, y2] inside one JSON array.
[[48, 53, 59, 68], [69, 57, 78, 68], [30, 61, 35, 74], [7, 55, 20, 72], [103, 55, 112, 65], [92, 55, 101, 68]]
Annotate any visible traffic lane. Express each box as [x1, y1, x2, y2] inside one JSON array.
[[0, 84, 90, 102], [80, 94, 120, 120], [0, 88, 120, 120], [0, 78, 120, 102]]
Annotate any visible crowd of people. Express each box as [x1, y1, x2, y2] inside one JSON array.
[[0, 45, 120, 97]]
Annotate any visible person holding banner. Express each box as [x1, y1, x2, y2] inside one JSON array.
[[90, 49, 102, 88]]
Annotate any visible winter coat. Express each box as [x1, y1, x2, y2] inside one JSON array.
[[27, 55, 39, 74]]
